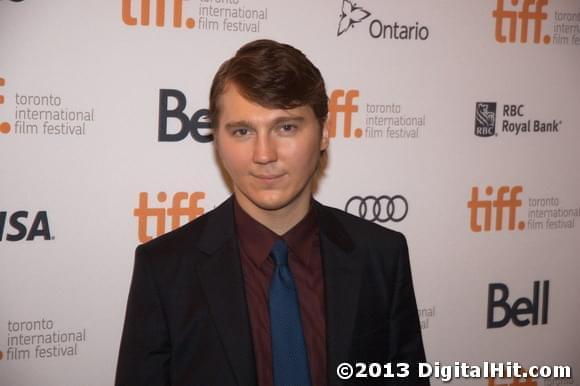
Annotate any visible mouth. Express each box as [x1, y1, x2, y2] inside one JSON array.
[[252, 173, 285, 181]]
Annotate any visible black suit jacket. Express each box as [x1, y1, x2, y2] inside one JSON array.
[[116, 197, 428, 386]]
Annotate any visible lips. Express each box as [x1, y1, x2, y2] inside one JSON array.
[[253, 173, 284, 181]]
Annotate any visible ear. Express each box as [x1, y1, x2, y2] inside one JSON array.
[[320, 120, 329, 151]]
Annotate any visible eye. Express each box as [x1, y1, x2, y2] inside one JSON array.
[[278, 123, 297, 134], [232, 127, 249, 137]]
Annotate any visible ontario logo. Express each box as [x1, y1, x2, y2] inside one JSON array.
[[337, 0, 370, 36], [336, 0, 430, 41]]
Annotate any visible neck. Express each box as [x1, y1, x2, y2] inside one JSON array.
[[234, 193, 312, 236]]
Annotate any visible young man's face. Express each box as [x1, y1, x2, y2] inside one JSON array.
[[214, 83, 329, 218]]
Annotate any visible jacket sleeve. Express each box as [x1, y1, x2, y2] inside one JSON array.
[[115, 245, 171, 386], [387, 232, 429, 385]]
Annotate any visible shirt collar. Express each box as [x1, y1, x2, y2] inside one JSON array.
[[233, 197, 318, 268]]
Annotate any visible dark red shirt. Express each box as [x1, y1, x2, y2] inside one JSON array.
[[234, 199, 327, 386]]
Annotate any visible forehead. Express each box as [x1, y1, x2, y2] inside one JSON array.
[[217, 83, 316, 126]]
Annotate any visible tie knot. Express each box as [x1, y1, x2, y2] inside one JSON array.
[[270, 239, 288, 266]]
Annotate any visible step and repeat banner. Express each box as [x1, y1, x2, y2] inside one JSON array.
[[1, 0, 579, 385]]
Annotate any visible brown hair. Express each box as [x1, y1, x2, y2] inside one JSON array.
[[209, 39, 328, 129]]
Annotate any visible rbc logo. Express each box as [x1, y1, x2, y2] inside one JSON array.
[[158, 89, 213, 142], [0, 211, 52, 241], [503, 104, 524, 117], [487, 280, 549, 328], [474, 102, 496, 137]]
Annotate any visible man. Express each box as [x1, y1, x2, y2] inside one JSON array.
[[116, 39, 428, 386]]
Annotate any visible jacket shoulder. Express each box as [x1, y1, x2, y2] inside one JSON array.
[[137, 213, 207, 256], [317, 203, 406, 247], [136, 198, 233, 260]]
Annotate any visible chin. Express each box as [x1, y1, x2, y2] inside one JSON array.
[[236, 183, 310, 213], [251, 194, 292, 212]]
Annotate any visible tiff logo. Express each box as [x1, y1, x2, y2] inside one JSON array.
[[134, 191, 205, 242], [0, 77, 10, 134], [488, 371, 537, 386], [122, 0, 196, 29], [467, 186, 525, 232], [492, 0, 551, 44], [328, 89, 362, 138]]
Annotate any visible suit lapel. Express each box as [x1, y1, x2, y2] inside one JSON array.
[[196, 197, 257, 386], [192, 198, 362, 386], [315, 202, 363, 386]]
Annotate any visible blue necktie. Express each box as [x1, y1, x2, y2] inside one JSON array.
[[269, 239, 312, 386]]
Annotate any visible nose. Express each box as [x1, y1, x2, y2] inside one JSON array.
[[253, 132, 277, 164]]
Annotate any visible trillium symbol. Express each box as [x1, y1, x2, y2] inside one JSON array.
[[337, 0, 371, 36]]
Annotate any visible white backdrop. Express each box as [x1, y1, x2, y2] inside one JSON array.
[[1, 1, 579, 385]]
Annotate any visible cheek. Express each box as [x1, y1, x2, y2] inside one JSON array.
[[215, 140, 233, 169], [290, 138, 321, 164], [216, 140, 249, 174]]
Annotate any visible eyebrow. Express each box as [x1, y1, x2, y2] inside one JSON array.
[[224, 116, 305, 131]]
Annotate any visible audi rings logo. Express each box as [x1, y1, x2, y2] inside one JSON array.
[[345, 195, 409, 223]]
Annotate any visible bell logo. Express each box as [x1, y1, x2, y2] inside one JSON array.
[[0, 77, 10, 134], [328, 89, 362, 139], [467, 186, 525, 232], [492, 0, 551, 44], [134, 191, 205, 242], [158, 89, 213, 143], [0, 211, 52, 241], [122, 0, 196, 29], [487, 281, 549, 328]]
